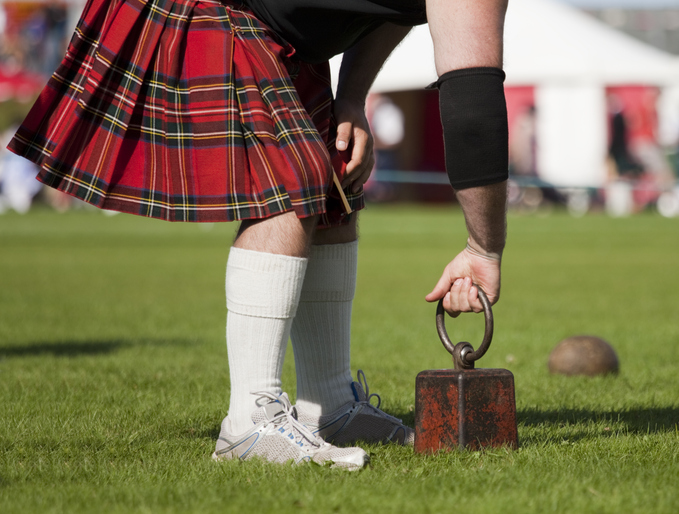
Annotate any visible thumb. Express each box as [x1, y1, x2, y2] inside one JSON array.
[[336, 121, 353, 152], [425, 270, 455, 303]]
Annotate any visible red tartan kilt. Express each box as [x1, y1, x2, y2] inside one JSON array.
[[8, 0, 363, 225]]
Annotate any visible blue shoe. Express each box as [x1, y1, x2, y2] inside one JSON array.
[[297, 370, 415, 446]]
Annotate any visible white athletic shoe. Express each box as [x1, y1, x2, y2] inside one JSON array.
[[212, 392, 369, 470], [297, 370, 415, 446]]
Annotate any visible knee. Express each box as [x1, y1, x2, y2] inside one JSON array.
[[234, 212, 319, 257]]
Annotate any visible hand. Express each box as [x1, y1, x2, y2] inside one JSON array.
[[334, 98, 375, 193], [425, 247, 501, 317]]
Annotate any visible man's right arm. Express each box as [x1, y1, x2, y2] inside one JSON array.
[[424, 0, 509, 316]]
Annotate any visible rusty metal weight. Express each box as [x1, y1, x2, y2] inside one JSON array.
[[414, 286, 519, 453]]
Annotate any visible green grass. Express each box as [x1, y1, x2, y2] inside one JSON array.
[[1, 205, 678, 513]]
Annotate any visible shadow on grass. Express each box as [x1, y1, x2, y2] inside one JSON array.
[[0, 338, 198, 358], [394, 411, 415, 430], [519, 406, 679, 441]]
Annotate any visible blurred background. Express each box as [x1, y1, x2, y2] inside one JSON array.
[[0, 0, 82, 214], [337, 0, 679, 218], [1, 0, 679, 217]]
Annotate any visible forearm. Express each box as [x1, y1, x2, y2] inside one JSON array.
[[456, 181, 507, 258], [336, 23, 411, 103], [428, 0, 508, 256], [425, 0, 509, 315]]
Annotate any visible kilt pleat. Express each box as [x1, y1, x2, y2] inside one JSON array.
[[8, 0, 364, 224]]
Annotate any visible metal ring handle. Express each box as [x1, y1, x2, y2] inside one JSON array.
[[436, 284, 494, 369]]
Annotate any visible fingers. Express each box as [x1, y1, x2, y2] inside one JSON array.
[[452, 279, 471, 312], [349, 132, 375, 192], [442, 292, 460, 318], [336, 120, 352, 152], [467, 283, 483, 312], [333, 99, 375, 193], [428, 276, 484, 317], [426, 248, 501, 317], [340, 127, 374, 193], [443, 277, 483, 316]]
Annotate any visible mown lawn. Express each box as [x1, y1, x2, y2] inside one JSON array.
[[1, 205, 678, 513]]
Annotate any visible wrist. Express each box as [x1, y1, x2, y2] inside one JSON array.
[[465, 238, 503, 262], [334, 93, 367, 108]]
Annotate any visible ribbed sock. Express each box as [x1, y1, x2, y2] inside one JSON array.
[[223, 247, 307, 435], [291, 241, 358, 417]]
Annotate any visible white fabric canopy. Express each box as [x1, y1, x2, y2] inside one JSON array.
[[503, 0, 679, 85], [331, 0, 679, 92], [328, 0, 679, 188]]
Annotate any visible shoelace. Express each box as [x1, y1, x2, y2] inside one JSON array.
[[253, 391, 324, 449], [355, 369, 403, 424]]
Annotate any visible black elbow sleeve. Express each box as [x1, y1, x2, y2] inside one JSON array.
[[433, 67, 509, 190]]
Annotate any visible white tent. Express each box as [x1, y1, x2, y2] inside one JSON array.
[[331, 0, 679, 187], [503, 0, 679, 85]]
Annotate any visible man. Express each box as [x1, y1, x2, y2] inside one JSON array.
[[8, 0, 508, 470], [215, 0, 508, 469]]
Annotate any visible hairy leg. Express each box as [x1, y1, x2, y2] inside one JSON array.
[[234, 211, 318, 257]]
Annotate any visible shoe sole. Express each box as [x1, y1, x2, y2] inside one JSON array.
[[211, 450, 369, 470]]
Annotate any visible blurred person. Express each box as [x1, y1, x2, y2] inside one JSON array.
[[508, 105, 564, 209], [18, 3, 68, 76], [608, 94, 642, 179], [0, 125, 42, 214], [608, 91, 674, 210], [0, 4, 6, 36], [364, 93, 405, 201], [21, 7, 48, 74], [7, 0, 509, 469], [42, 4, 69, 76], [369, 93, 405, 171], [509, 105, 537, 178], [632, 88, 675, 191]]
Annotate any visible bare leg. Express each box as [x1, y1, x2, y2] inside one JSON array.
[[234, 211, 319, 257]]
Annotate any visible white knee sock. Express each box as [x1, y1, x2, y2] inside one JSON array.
[[224, 247, 307, 435], [291, 241, 358, 417]]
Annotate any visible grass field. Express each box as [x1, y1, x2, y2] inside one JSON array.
[[1, 205, 678, 513]]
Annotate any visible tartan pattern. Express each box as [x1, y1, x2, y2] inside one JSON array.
[[8, 0, 363, 225]]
